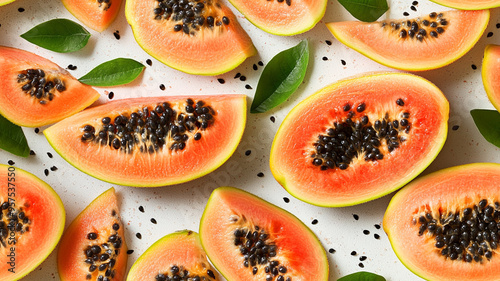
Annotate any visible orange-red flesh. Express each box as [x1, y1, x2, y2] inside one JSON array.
[[482, 44, 500, 112], [0, 164, 65, 281], [127, 230, 219, 280], [58, 188, 127, 281], [384, 163, 500, 281], [430, 0, 500, 9], [62, 0, 122, 32], [199, 187, 328, 281], [228, 0, 326, 35], [270, 72, 449, 207], [0, 46, 100, 127], [44, 95, 246, 187], [326, 10, 489, 71], [125, 0, 256, 75]]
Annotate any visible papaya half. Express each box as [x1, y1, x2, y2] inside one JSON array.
[[0, 46, 100, 127], [482, 44, 500, 113], [0, 164, 65, 281], [270, 72, 449, 207], [199, 186, 329, 281], [384, 163, 500, 281], [44, 95, 246, 187], [326, 9, 489, 71], [125, 0, 256, 75]]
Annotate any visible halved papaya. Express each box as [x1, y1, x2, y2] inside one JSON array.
[[62, 0, 123, 32], [44, 95, 246, 187], [228, 0, 327, 35], [430, 0, 500, 10], [270, 72, 449, 207], [384, 163, 500, 281], [58, 187, 127, 281], [125, 0, 256, 75], [127, 230, 220, 280], [482, 44, 500, 112], [326, 10, 489, 71], [199, 186, 329, 281], [0, 46, 100, 127], [0, 164, 65, 281]]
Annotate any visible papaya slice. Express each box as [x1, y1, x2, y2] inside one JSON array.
[[0, 46, 100, 127], [482, 44, 500, 113], [326, 10, 489, 71], [58, 188, 127, 281], [270, 72, 449, 207], [125, 0, 256, 75], [127, 230, 220, 280], [384, 163, 500, 281], [62, 0, 123, 32], [430, 0, 500, 10], [0, 164, 65, 281], [44, 95, 246, 187], [228, 0, 327, 36], [199, 186, 329, 281]]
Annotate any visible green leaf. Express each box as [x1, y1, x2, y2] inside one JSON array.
[[338, 0, 389, 22], [250, 40, 309, 113], [0, 115, 30, 158], [338, 271, 386, 281], [471, 109, 500, 148], [20, 19, 90, 53], [79, 58, 145, 87]]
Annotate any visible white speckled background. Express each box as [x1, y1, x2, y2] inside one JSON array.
[[0, 0, 500, 280]]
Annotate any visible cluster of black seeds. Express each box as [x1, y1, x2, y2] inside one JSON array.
[[234, 226, 292, 281], [0, 202, 30, 247], [153, 0, 230, 35], [381, 12, 448, 41], [96, 0, 112, 10], [155, 265, 216, 281], [80, 99, 214, 153], [17, 69, 66, 104], [416, 199, 500, 263], [84, 221, 122, 280], [311, 99, 410, 171]]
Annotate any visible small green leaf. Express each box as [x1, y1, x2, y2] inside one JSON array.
[[79, 58, 145, 87], [471, 109, 500, 148], [250, 40, 309, 113], [338, 0, 389, 22], [0, 115, 30, 158], [20, 19, 91, 53], [338, 271, 386, 281]]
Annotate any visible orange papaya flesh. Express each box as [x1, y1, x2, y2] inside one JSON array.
[[482, 44, 500, 113], [430, 0, 500, 10], [227, 0, 326, 36], [62, 0, 122, 32], [0, 164, 65, 281], [127, 230, 220, 280], [270, 72, 449, 207], [125, 0, 256, 75], [326, 10, 489, 71], [0, 46, 100, 127], [384, 163, 500, 281], [44, 95, 246, 187], [58, 188, 127, 281], [199, 187, 328, 281]]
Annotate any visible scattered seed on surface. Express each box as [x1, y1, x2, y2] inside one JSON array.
[[253, 64, 258, 70], [136, 233, 142, 239], [412, 0, 418, 5], [127, 250, 134, 255], [67, 64, 77, 70], [374, 224, 381, 229], [270, 116, 276, 123], [360, 256, 367, 261], [358, 263, 364, 268], [217, 78, 225, 84], [283, 197, 290, 203], [403, 12, 409, 16], [47, 152, 53, 158], [7, 160, 14, 165], [452, 125, 459, 130], [411, 6, 417, 11], [159, 84, 165, 90], [150, 218, 157, 224], [239, 76, 246, 81], [50, 166, 58, 171], [329, 248, 336, 253], [257, 172, 264, 177], [351, 251, 357, 256], [146, 59, 152, 66], [374, 234, 381, 239], [34, 128, 40, 134], [312, 219, 318, 225], [18, 7, 25, 12], [108, 92, 114, 99], [258, 61, 264, 66], [245, 150, 251, 156], [353, 214, 359, 220], [341, 60, 346, 66], [245, 84, 252, 89], [487, 32, 493, 37], [138, 206, 144, 213], [325, 40, 332, 45], [363, 230, 370, 235], [113, 31, 120, 40], [234, 72, 241, 79], [471, 64, 477, 70], [44, 169, 49, 176], [29, 150, 36, 156], [322, 56, 328, 61]]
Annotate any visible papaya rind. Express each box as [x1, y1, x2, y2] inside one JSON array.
[[482, 44, 500, 113], [199, 186, 329, 281], [326, 10, 490, 71], [429, 0, 500, 10], [0, 164, 65, 281], [383, 163, 500, 281], [270, 72, 449, 207], [0, 0, 15, 6]]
